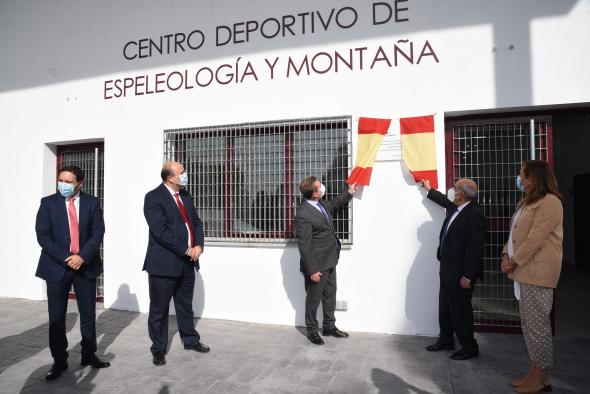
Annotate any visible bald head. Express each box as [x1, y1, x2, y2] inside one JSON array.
[[161, 161, 185, 190], [455, 178, 478, 201]]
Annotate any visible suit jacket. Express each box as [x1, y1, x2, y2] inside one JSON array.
[[35, 192, 105, 282], [427, 188, 486, 288], [143, 184, 204, 277], [502, 194, 563, 288], [294, 190, 353, 276]]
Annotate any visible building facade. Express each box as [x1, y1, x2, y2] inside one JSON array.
[[1, 0, 589, 336]]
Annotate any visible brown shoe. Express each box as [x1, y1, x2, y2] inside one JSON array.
[[515, 366, 549, 394], [511, 362, 535, 387]]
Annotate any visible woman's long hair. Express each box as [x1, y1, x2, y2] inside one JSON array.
[[518, 160, 562, 207]]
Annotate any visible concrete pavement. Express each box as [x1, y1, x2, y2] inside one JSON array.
[[0, 297, 588, 393]]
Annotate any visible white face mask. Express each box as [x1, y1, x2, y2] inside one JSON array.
[[178, 172, 189, 186], [319, 183, 326, 198], [447, 188, 456, 202]]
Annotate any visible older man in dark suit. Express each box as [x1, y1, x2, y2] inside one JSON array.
[[143, 161, 208, 366], [420, 178, 486, 360], [294, 176, 357, 345], [35, 165, 109, 381]]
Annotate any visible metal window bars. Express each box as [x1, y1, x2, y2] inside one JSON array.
[[446, 117, 551, 329], [164, 116, 353, 244], [57, 144, 105, 301]]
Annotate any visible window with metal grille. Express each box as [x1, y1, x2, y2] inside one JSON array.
[[446, 116, 552, 331], [164, 116, 353, 244]]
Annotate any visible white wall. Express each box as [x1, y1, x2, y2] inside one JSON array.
[[1, 0, 589, 335]]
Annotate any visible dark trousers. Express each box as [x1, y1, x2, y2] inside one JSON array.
[[438, 280, 478, 350], [46, 270, 97, 363], [304, 267, 337, 334], [148, 262, 199, 354]]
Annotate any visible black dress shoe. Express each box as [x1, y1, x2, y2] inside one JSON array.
[[450, 347, 479, 360], [307, 332, 325, 345], [45, 361, 68, 381], [322, 327, 349, 338], [81, 355, 111, 368], [184, 342, 210, 353], [152, 351, 166, 366], [426, 342, 455, 352]]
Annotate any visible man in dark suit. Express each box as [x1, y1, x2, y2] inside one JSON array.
[[143, 161, 208, 366], [420, 178, 486, 360], [294, 176, 357, 345], [35, 165, 110, 381]]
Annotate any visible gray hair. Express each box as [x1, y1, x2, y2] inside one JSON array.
[[460, 183, 478, 200]]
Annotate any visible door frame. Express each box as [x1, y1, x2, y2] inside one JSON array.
[[56, 142, 105, 302], [445, 114, 555, 334]]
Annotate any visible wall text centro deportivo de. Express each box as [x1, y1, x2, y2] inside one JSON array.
[[103, 1, 442, 100]]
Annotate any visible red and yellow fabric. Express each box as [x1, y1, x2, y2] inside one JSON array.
[[400, 115, 438, 189], [347, 117, 391, 186]]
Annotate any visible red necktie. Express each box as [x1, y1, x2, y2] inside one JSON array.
[[68, 197, 80, 254], [174, 193, 195, 248]]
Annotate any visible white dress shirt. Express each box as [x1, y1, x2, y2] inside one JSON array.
[[305, 199, 324, 213], [508, 208, 524, 300], [163, 183, 192, 249], [444, 200, 470, 233]]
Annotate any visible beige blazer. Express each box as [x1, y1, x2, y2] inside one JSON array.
[[502, 194, 563, 288]]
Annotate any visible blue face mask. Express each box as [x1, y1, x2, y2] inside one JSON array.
[[179, 173, 189, 186], [58, 182, 76, 197], [516, 175, 525, 192]]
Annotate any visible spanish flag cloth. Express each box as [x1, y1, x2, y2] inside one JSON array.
[[400, 115, 438, 189], [347, 115, 438, 188], [347, 117, 391, 186]]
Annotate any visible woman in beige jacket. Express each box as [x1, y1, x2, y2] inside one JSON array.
[[501, 160, 563, 394]]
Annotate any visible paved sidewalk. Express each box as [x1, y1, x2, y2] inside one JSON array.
[[0, 298, 587, 393]]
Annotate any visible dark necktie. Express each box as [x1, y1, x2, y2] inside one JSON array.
[[318, 202, 341, 249], [317, 202, 331, 224], [440, 207, 458, 250]]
